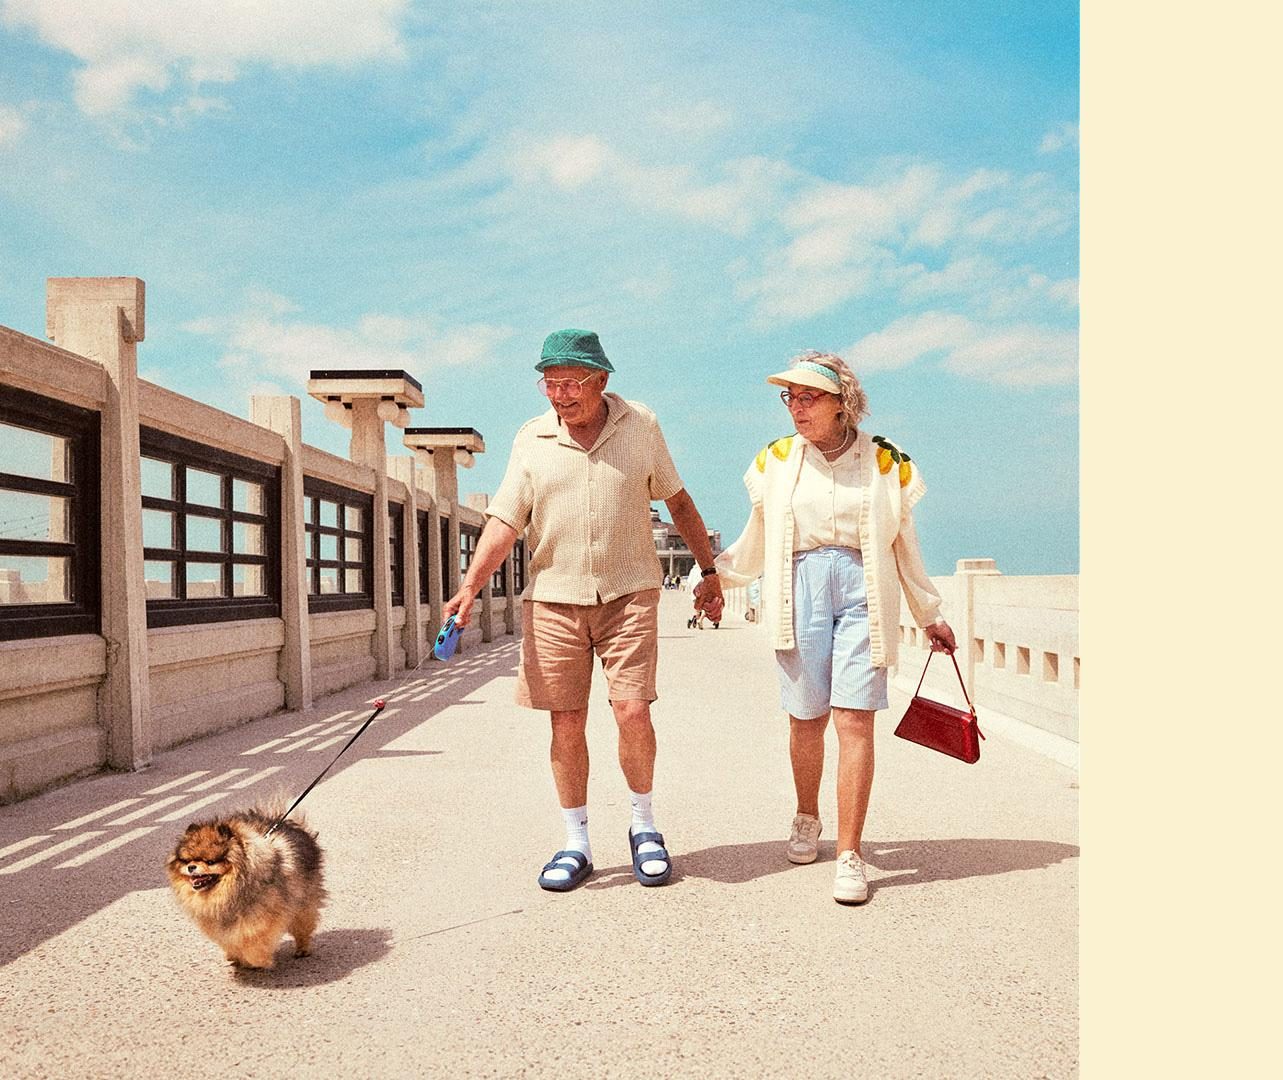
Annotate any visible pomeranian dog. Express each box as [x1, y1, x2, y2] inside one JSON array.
[[166, 805, 326, 970]]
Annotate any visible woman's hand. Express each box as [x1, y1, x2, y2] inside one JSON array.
[[693, 575, 725, 622], [926, 618, 957, 654]]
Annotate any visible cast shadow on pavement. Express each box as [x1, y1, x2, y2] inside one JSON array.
[[232, 927, 393, 989], [582, 835, 1077, 891], [0, 643, 519, 969]]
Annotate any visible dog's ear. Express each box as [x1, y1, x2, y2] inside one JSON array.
[[184, 822, 200, 835], [216, 823, 233, 839]]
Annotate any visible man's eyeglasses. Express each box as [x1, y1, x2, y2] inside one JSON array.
[[780, 390, 826, 408], [538, 373, 600, 400]]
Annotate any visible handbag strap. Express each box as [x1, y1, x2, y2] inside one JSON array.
[[913, 649, 976, 715]]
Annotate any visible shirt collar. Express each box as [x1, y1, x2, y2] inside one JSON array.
[[534, 392, 630, 449]]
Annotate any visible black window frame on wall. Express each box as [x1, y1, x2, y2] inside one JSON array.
[[460, 522, 481, 587], [0, 385, 100, 641], [139, 428, 281, 629], [512, 537, 527, 596], [416, 508, 431, 604], [304, 476, 374, 614], [439, 517, 451, 599], [388, 501, 404, 607]]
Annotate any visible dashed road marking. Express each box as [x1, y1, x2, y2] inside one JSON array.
[[186, 769, 249, 792], [54, 800, 143, 831], [56, 827, 158, 868], [0, 835, 50, 861], [108, 795, 190, 824], [227, 767, 284, 789], [144, 772, 209, 794], [0, 832, 105, 874], [155, 793, 230, 823]]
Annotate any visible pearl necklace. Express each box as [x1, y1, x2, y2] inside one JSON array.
[[813, 428, 853, 458]]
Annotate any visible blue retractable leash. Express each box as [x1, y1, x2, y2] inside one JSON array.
[[433, 614, 462, 661], [265, 614, 464, 835]]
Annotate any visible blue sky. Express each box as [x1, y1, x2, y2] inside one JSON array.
[[0, 1, 1078, 574]]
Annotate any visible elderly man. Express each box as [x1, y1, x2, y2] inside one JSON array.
[[444, 328, 724, 891]]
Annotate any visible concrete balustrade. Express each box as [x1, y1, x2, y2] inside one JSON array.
[[0, 278, 514, 804]]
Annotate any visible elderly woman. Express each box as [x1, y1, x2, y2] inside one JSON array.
[[706, 351, 957, 905]]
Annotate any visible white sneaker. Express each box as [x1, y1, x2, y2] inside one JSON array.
[[833, 849, 869, 904], [786, 813, 822, 864]]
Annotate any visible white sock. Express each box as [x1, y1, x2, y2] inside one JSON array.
[[543, 805, 591, 883], [629, 790, 667, 877]]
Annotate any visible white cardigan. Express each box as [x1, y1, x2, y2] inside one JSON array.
[[714, 429, 943, 667]]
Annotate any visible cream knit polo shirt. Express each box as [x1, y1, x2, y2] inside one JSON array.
[[485, 393, 684, 605]]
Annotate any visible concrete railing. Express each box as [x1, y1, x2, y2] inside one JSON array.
[[893, 558, 1078, 758], [1, 278, 521, 803]]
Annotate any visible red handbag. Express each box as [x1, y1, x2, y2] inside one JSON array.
[[894, 650, 985, 764]]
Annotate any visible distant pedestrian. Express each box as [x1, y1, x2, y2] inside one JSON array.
[[706, 351, 956, 905], [445, 329, 724, 892]]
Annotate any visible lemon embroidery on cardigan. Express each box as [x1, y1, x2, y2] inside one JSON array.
[[872, 435, 913, 487], [755, 435, 795, 472]]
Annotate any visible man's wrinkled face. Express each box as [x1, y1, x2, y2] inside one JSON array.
[[539, 364, 608, 426]]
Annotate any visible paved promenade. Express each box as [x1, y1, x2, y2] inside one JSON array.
[[0, 591, 1078, 1078]]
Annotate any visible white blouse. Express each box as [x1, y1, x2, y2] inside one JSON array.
[[791, 439, 863, 552]]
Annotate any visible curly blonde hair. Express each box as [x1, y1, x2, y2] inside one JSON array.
[[789, 351, 868, 434]]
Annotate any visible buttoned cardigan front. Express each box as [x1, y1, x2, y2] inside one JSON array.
[[485, 393, 684, 605], [714, 429, 943, 667]]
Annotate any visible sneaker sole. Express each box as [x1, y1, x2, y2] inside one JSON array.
[[786, 849, 819, 864]]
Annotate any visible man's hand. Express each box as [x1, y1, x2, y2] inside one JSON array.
[[693, 574, 724, 622], [926, 618, 957, 654], [443, 586, 477, 628]]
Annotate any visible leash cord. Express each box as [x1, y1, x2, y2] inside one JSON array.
[[262, 615, 478, 835], [264, 699, 385, 836]]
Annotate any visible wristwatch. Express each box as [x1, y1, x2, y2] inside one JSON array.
[[700, 566, 719, 578]]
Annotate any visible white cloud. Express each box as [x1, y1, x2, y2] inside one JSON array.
[[0, 0, 408, 114], [844, 311, 1077, 386], [511, 134, 795, 236], [1039, 122, 1079, 154], [185, 295, 514, 386], [0, 103, 27, 143], [945, 326, 1078, 386], [845, 312, 976, 372]]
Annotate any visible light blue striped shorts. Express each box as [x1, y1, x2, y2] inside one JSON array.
[[775, 546, 889, 718]]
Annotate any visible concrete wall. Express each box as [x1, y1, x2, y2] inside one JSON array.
[[893, 558, 1079, 746], [0, 280, 514, 803]]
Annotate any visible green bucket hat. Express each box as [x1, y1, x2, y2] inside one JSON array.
[[536, 328, 614, 373]]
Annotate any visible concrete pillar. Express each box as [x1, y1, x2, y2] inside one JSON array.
[[387, 456, 423, 670], [250, 395, 312, 711], [46, 277, 151, 770], [348, 399, 393, 679], [432, 452, 461, 649], [416, 457, 444, 637], [955, 557, 1002, 698]]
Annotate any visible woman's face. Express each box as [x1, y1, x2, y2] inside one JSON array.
[[784, 382, 843, 442]]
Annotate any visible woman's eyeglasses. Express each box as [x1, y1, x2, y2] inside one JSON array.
[[780, 390, 826, 408], [537, 373, 599, 400]]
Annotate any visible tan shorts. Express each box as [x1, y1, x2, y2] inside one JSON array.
[[516, 590, 660, 711]]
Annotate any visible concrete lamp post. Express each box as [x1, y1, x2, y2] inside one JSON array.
[[401, 427, 490, 643], [306, 369, 424, 679]]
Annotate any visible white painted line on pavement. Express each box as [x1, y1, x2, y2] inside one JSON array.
[[108, 795, 189, 824], [56, 827, 158, 868], [186, 769, 249, 791], [307, 734, 348, 752], [242, 737, 291, 755], [0, 832, 105, 874], [0, 835, 51, 861], [155, 793, 230, 822], [54, 799, 142, 830], [144, 772, 208, 794], [274, 738, 320, 753], [227, 767, 284, 789]]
